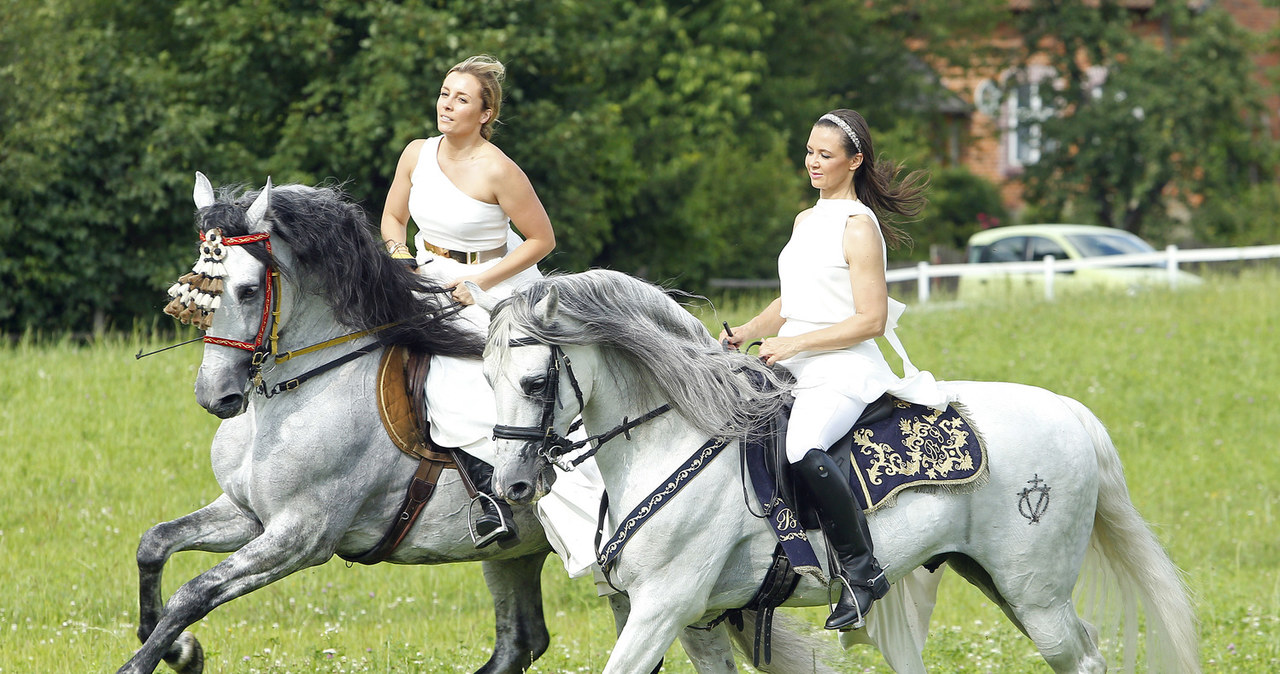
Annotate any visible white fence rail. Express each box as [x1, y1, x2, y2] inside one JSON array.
[[888, 243, 1280, 302], [712, 244, 1280, 301]]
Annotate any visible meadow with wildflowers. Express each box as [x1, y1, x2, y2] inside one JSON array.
[[1, 268, 1276, 672]]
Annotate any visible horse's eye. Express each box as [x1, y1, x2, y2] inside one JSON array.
[[523, 376, 548, 396], [237, 284, 259, 302]]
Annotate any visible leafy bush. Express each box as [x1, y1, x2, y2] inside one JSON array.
[[1194, 183, 1280, 246], [908, 166, 1008, 259]]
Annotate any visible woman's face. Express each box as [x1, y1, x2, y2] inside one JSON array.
[[437, 71, 490, 137], [805, 125, 862, 196]]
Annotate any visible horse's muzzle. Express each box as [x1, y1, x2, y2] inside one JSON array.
[[495, 460, 557, 506], [204, 393, 247, 419]]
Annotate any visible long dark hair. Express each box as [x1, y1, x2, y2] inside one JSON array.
[[196, 184, 485, 357], [815, 109, 928, 249]]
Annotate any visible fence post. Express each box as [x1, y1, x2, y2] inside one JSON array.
[[917, 261, 930, 303], [1043, 255, 1055, 301], [1166, 244, 1179, 289]]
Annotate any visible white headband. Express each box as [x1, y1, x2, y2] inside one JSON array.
[[820, 113, 863, 154]]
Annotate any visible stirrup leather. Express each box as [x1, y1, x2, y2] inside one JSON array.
[[467, 492, 513, 548]]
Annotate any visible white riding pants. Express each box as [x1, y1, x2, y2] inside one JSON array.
[[785, 390, 868, 464]]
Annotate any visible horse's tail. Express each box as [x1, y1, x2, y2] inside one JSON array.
[[726, 610, 847, 674], [1060, 395, 1200, 674]]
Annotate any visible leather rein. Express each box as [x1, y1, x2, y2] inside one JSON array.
[[491, 337, 672, 471]]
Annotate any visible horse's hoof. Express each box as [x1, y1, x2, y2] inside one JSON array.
[[163, 632, 205, 674]]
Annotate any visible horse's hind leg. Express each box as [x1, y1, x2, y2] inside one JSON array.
[[476, 553, 551, 674], [118, 519, 330, 674], [956, 555, 1105, 673], [134, 495, 261, 674], [678, 624, 737, 673]]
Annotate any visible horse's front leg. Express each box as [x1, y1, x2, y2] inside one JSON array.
[[118, 518, 331, 674], [476, 553, 551, 674], [135, 495, 261, 673], [602, 587, 708, 674]]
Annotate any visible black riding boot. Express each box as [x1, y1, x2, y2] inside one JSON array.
[[452, 449, 517, 549], [794, 448, 889, 630]]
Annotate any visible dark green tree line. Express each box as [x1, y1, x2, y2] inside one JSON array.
[[0, 0, 1082, 333]]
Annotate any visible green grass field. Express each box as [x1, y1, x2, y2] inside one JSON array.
[[2, 269, 1277, 672]]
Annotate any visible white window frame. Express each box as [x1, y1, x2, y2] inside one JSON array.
[[1001, 66, 1057, 170]]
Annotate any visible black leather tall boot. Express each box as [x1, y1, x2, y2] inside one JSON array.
[[793, 448, 889, 630]]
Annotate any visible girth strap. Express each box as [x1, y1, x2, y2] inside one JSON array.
[[696, 547, 800, 668], [340, 456, 447, 565]]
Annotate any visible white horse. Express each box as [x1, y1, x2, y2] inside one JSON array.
[[475, 269, 1200, 674], [119, 176, 560, 674]]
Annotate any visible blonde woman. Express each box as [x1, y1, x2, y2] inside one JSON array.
[[380, 54, 554, 306], [379, 55, 556, 547]]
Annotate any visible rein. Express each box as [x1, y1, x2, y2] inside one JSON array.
[[491, 337, 673, 471]]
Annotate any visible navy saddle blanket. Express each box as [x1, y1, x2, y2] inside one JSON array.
[[744, 394, 987, 569]]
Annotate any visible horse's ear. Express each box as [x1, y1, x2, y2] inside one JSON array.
[[245, 177, 272, 233], [534, 285, 559, 323], [467, 282, 500, 314], [194, 172, 215, 210]]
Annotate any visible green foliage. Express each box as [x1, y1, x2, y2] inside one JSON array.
[[1012, 2, 1276, 239], [913, 166, 1008, 256], [1195, 182, 1280, 246], [3, 0, 992, 329]]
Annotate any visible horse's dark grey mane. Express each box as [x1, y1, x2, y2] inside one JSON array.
[[196, 183, 484, 357], [487, 270, 791, 438]]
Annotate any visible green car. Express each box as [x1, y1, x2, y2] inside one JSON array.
[[957, 224, 1202, 301]]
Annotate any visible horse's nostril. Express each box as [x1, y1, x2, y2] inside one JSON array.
[[507, 481, 533, 503], [210, 394, 244, 419]]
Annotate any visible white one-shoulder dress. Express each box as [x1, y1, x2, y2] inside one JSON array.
[[406, 135, 603, 581]]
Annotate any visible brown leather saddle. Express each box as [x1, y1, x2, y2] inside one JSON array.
[[340, 345, 503, 564]]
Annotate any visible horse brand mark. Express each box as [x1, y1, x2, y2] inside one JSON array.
[[1017, 474, 1051, 524]]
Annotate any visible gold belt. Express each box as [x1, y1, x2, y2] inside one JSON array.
[[421, 241, 507, 264]]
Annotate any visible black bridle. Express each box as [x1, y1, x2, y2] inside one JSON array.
[[491, 337, 672, 471]]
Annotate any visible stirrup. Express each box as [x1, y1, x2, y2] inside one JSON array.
[[828, 569, 888, 631], [467, 492, 514, 549]]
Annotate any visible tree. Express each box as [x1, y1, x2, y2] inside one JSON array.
[[1010, 1, 1275, 239], [0, 0, 1008, 332]]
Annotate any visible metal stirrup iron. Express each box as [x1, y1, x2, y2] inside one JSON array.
[[467, 493, 514, 548]]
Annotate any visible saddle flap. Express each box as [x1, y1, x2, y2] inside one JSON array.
[[376, 345, 452, 463]]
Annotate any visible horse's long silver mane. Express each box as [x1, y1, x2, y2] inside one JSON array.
[[488, 270, 791, 439]]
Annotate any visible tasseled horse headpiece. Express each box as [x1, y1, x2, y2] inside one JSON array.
[[163, 229, 229, 330], [163, 172, 272, 333]]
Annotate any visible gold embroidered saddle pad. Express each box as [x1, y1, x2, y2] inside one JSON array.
[[835, 398, 987, 512]]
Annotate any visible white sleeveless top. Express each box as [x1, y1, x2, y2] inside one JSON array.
[[409, 135, 511, 253], [776, 198, 948, 409]]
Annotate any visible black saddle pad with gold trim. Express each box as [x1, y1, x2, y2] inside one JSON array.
[[831, 398, 987, 513]]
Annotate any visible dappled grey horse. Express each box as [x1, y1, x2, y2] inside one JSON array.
[[118, 176, 554, 674]]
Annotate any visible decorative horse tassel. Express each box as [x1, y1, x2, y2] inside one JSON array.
[[165, 227, 231, 328]]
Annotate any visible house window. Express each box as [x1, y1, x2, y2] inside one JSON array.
[[1002, 68, 1057, 171]]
